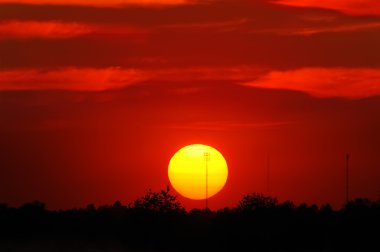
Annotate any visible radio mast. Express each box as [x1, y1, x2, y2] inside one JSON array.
[[346, 154, 350, 204], [267, 153, 271, 195], [204, 151, 210, 210]]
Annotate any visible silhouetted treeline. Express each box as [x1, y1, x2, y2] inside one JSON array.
[[1, 188, 380, 252]]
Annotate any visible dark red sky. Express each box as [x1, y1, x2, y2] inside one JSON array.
[[0, 0, 380, 210]]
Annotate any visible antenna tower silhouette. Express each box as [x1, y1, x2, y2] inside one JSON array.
[[267, 153, 271, 195], [204, 151, 210, 210], [346, 154, 350, 204]]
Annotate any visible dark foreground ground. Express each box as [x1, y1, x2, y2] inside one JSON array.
[[1, 190, 380, 252]]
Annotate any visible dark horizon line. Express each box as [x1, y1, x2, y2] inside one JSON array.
[[1, 189, 379, 212]]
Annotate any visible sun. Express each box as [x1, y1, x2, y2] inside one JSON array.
[[168, 144, 228, 200]]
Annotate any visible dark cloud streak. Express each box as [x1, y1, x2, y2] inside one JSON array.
[[1, 31, 380, 69], [1, 1, 380, 70]]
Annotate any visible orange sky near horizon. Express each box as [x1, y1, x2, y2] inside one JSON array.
[[0, 0, 379, 210]]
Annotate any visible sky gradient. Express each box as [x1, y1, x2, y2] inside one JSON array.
[[1, 0, 380, 210]]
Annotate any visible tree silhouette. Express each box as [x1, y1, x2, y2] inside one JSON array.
[[1, 191, 380, 252], [237, 193, 278, 211], [130, 187, 184, 213], [345, 198, 372, 211], [19, 201, 46, 214]]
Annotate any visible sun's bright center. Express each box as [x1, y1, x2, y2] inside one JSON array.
[[168, 144, 228, 200]]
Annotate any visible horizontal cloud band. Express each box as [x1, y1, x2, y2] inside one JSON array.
[[274, 0, 380, 16], [0, 20, 148, 39], [1, 67, 380, 98], [243, 67, 380, 98], [0, 0, 189, 7]]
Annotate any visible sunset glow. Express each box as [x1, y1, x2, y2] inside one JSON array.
[[1, 0, 379, 211]]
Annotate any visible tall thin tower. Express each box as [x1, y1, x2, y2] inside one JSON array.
[[267, 153, 271, 195], [204, 151, 210, 210], [346, 154, 350, 204]]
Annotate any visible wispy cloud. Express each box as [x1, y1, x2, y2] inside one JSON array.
[[3, 67, 380, 99], [0, 66, 266, 91], [2, 18, 378, 41], [1, 0, 380, 71], [243, 67, 380, 98], [0, 0, 191, 7], [273, 0, 380, 16], [0, 20, 148, 39], [0, 21, 92, 39], [0, 68, 147, 91], [146, 66, 267, 82], [273, 22, 380, 36]]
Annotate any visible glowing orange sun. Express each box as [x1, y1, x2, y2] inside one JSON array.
[[168, 144, 228, 200]]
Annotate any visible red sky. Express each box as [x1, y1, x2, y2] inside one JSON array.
[[0, 0, 380, 210]]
